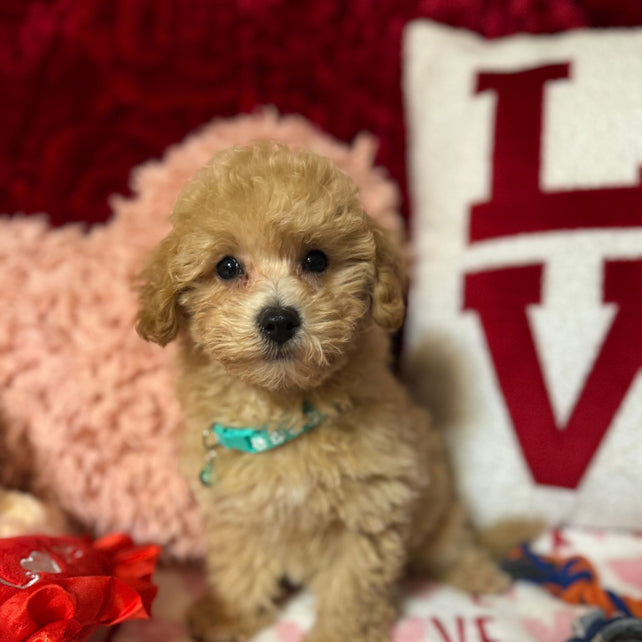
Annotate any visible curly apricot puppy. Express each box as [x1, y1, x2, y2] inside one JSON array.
[[137, 143, 508, 642]]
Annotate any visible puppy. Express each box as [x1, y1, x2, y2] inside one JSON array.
[[136, 143, 508, 642]]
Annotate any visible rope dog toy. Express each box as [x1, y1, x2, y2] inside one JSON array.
[[502, 544, 642, 640], [502, 543, 642, 618]]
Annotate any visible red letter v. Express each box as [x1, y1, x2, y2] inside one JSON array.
[[464, 261, 642, 488]]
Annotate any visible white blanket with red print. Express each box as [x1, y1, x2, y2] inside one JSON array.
[[105, 527, 642, 642]]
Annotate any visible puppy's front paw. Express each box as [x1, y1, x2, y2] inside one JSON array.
[[187, 593, 272, 642], [305, 623, 391, 642], [445, 550, 511, 595], [305, 601, 396, 642]]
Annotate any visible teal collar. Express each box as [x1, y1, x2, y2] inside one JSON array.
[[200, 401, 325, 486]]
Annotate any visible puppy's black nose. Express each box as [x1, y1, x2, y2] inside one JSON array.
[[257, 306, 301, 346]]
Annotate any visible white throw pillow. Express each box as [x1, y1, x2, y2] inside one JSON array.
[[403, 20, 642, 530]]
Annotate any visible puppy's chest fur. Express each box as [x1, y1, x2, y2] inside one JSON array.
[[178, 360, 434, 539]]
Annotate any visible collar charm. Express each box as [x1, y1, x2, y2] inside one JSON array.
[[199, 402, 325, 487]]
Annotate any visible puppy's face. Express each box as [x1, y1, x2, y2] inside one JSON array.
[[137, 144, 404, 391]]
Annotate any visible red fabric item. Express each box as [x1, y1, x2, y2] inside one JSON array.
[[0, 533, 160, 642], [2, 0, 637, 227]]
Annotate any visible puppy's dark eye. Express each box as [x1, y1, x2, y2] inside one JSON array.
[[302, 250, 328, 274], [216, 256, 243, 280]]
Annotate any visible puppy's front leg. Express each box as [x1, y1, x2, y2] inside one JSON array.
[[307, 528, 405, 642], [188, 525, 282, 642]]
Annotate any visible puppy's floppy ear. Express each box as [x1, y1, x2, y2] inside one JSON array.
[[370, 223, 406, 331], [136, 235, 182, 347]]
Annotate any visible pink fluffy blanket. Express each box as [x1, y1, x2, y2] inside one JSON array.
[[0, 110, 402, 559]]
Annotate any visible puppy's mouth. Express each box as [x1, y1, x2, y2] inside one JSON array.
[[262, 343, 297, 363]]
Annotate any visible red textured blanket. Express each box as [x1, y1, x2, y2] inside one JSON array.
[[2, 0, 641, 227]]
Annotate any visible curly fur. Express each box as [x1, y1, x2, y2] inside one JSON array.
[[137, 142, 508, 642]]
